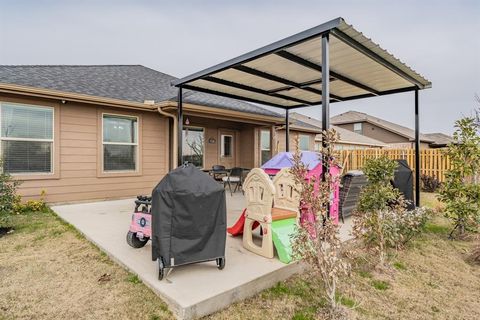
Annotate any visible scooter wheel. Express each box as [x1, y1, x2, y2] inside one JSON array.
[[126, 231, 149, 248]]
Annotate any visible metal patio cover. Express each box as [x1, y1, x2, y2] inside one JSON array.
[[172, 17, 431, 109]]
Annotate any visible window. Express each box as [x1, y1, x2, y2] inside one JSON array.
[[183, 127, 204, 168], [354, 122, 363, 135], [1, 102, 53, 174], [298, 134, 310, 151], [260, 129, 271, 165], [102, 114, 138, 172], [221, 135, 233, 157]]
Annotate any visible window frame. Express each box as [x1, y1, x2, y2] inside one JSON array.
[[0, 101, 56, 177], [182, 125, 205, 169], [101, 112, 139, 174], [220, 134, 233, 158], [298, 134, 310, 151], [353, 122, 363, 134], [260, 128, 271, 165]]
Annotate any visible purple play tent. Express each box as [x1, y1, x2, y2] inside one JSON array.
[[261, 151, 340, 223]]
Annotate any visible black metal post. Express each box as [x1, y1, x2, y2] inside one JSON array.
[[322, 33, 330, 218], [415, 88, 420, 206], [285, 109, 290, 152], [321, 33, 330, 177], [177, 87, 183, 167]]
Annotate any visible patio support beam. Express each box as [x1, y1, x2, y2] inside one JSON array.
[[177, 87, 183, 167], [285, 109, 290, 151], [202, 76, 313, 105], [180, 84, 296, 109], [233, 65, 343, 102], [414, 88, 420, 207], [275, 50, 380, 95]]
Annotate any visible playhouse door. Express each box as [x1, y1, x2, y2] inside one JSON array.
[[218, 129, 236, 168]]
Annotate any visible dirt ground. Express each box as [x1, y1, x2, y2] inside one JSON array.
[[0, 211, 171, 320], [208, 193, 480, 319], [1, 193, 479, 320]]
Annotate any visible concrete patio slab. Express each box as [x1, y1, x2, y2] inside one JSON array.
[[52, 193, 352, 319]]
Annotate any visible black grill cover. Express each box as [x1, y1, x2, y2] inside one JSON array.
[[151, 165, 226, 267], [392, 160, 415, 209]]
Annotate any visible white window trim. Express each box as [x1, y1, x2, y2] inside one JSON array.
[[299, 134, 310, 151], [0, 101, 55, 176], [260, 129, 271, 152], [182, 126, 205, 169], [220, 134, 233, 158], [101, 112, 139, 173], [354, 122, 363, 134]]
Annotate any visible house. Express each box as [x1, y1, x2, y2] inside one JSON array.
[[331, 111, 438, 149], [0, 65, 316, 203], [289, 112, 386, 150], [423, 133, 454, 148]]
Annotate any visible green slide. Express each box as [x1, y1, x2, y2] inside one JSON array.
[[271, 218, 297, 264]]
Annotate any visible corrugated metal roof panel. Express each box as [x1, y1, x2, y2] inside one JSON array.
[[174, 17, 431, 108]]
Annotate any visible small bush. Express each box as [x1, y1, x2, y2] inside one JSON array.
[[353, 156, 429, 265], [421, 174, 442, 193], [438, 116, 480, 238], [0, 160, 21, 227]]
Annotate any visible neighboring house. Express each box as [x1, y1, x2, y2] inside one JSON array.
[[0, 65, 316, 203], [423, 133, 454, 148], [289, 112, 386, 150], [331, 110, 436, 148]]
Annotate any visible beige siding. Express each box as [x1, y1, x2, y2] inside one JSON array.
[[184, 116, 257, 170], [274, 130, 316, 153], [1, 93, 169, 203], [336, 122, 409, 144]]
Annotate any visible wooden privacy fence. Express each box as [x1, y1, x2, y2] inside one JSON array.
[[338, 148, 451, 182]]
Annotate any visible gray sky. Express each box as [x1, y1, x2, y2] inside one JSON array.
[[1, 0, 479, 134]]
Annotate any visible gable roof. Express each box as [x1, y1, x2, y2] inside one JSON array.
[[0, 65, 281, 117], [289, 112, 386, 147], [423, 133, 453, 147], [331, 110, 433, 142]]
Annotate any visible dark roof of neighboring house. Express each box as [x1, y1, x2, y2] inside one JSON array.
[[331, 110, 434, 142], [424, 133, 454, 147], [289, 112, 386, 147], [0, 65, 281, 117]]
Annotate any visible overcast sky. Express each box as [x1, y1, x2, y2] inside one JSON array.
[[1, 0, 479, 134]]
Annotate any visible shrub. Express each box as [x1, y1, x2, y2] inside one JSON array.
[[0, 160, 21, 227], [438, 116, 480, 238], [290, 129, 350, 313], [421, 174, 442, 193], [353, 156, 428, 265]]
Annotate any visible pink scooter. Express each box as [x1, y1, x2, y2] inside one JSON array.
[[126, 195, 152, 248]]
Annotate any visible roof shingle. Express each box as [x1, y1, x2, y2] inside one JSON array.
[[0, 65, 281, 117]]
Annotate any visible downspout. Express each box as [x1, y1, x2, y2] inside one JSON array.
[[157, 106, 178, 169]]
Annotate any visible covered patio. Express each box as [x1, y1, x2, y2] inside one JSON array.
[[173, 17, 431, 205]]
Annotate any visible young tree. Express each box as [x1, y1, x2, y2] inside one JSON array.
[[353, 156, 427, 265], [290, 129, 350, 314], [439, 116, 480, 237]]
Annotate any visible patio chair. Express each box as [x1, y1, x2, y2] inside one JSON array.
[[222, 167, 244, 196], [242, 168, 276, 259], [211, 165, 227, 181]]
